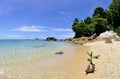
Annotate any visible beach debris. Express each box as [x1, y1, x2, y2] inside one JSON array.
[[85, 51, 100, 74], [104, 37, 112, 43], [55, 51, 64, 55]]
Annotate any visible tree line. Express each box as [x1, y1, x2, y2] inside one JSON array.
[[72, 0, 120, 38]]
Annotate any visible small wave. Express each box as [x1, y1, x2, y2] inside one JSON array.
[[0, 71, 4, 75], [0, 67, 12, 75]]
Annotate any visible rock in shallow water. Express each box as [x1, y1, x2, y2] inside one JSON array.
[[55, 51, 64, 55], [45, 37, 57, 41]]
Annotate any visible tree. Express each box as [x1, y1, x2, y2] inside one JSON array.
[[109, 0, 120, 31], [72, 18, 93, 38], [71, 1, 120, 38], [72, 18, 80, 33], [92, 16, 108, 35], [104, 9, 112, 27], [92, 7, 106, 18], [72, 21, 86, 37], [84, 17, 92, 24]]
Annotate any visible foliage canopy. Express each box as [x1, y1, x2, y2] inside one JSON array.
[[72, 0, 120, 38]]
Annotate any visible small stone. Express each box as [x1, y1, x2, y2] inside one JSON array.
[[55, 51, 64, 55]]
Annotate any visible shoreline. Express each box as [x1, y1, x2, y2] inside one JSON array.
[[1, 40, 120, 79], [0, 45, 91, 79]]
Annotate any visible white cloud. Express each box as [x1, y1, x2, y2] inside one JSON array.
[[11, 25, 47, 32], [58, 11, 72, 23], [52, 28, 72, 32], [58, 11, 67, 15]]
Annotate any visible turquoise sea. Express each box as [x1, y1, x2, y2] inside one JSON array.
[[0, 39, 74, 72]]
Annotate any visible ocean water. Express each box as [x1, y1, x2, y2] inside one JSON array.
[[0, 39, 74, 72]]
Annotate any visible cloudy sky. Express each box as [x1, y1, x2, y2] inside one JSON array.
[[0, 0, 112, 39]]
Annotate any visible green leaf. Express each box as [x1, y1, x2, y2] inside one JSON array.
[[93, 55, 100, 59], [87, 51, 92, 57], [90, 51, 93, 57], [87, 58, 92, 63], [87, 52, 91, 56]]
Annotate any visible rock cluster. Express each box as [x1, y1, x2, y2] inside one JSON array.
[[45, 37, 57, 41], [64, 31, 120, 44]]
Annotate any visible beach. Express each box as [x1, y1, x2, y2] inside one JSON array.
[[1, 40, 120, 79], [84, 40, 120, 79], [0, 0, 118, 78]]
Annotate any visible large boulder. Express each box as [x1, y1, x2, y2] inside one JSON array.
[[99, 31, 119, 39], [45, 37, 57, 41]]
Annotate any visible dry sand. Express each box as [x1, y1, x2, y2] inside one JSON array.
[[85, 40, 120, 79], [1, 40, 120, 79]]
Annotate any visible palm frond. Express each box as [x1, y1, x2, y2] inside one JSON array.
[[87, 52, 91, 56], [87, 58, 92, 63], [93, 55, 100, 59], [87, 51, 92, 57]]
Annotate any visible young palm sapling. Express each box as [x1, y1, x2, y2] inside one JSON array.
[[85, 51, 100, 74]]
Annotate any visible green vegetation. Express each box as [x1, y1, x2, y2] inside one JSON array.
[[72, 0, 120, 38], [87, 51, 100, 64]]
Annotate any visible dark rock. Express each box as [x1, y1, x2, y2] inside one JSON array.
[[60, 39, 63, 41], [55, 51, 64, 55], [90, 34, 97, 39], [63, 38, 73, 41], [45, 37, 57, 41], [35, 38, 39, 40]]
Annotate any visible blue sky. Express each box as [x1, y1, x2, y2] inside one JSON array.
[[0, 0, 112, 39]]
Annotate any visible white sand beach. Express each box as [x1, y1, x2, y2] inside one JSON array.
[[1, 40, 120, 79]]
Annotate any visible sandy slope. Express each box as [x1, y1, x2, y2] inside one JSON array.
[[1, 40, 120, 79]]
